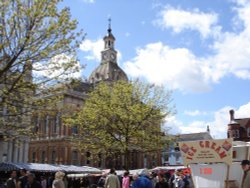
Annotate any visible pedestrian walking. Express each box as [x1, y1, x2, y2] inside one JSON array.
[[104, 168, 120, 188], [52, 172, 65, 188], [122, 171, 130, 188]]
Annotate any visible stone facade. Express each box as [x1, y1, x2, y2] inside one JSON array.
[[0, 62, 32, 163]]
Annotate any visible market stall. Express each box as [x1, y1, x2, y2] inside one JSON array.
[[179, 138, 234, 188]]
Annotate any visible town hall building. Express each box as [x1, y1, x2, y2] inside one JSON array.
[[28, 23, 161, 169]]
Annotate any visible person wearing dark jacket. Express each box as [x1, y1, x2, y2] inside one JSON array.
[[6, 171, 17, 188], [26, 173, 42, 188], [18, 169, 28, 188], [132, 169, 152, 188], [155, 174, 169, 188]]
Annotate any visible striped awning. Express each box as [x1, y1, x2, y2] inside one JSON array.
[[0, 162, 102, 173]]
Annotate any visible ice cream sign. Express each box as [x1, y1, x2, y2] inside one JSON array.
[[179, 138, 233, 166]]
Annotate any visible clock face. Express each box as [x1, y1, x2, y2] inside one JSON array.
[[111, 53, 116, 60], [103, 53, 108, 60]]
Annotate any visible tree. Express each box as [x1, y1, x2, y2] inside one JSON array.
[[0, 0, 84, 132], [64, 80, 175, 169]]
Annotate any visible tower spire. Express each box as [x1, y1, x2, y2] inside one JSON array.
[[108, 17, 112, 34]]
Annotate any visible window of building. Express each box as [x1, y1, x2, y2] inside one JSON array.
[[32, 152, 36, 163], [247, 128, 250, 137], [51, 151, 56, 164], [227, 130, 232, 138], [52, 116, 57, 134], [233, 151, 237, 158], [86, 152, 91, 165], [71, 126, 78, 135], [143, 154, 147, 168], [233, 130, 240, 138], [72, 151, 78, 165], [41, 151, 46, 163], [98, 153, 102, 167], [42, 117, 46, 134]]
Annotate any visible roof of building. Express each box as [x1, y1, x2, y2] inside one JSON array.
[[89, 61, 128, 83], [233, 118, 250, 127], [175, 132, 213, 142]]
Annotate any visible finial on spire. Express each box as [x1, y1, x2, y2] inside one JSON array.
[[207, 125, 210, 133], [108, 16, 112, 33]]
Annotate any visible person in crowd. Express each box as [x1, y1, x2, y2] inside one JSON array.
[[63, 176, 68, 188], [47, 175, 54, 188], [17, 169, 28, 188], [26, 173, 42, 188], [104, 168, 120, 188], [131, 174, 138, 187], [155, 173, 169, 188], [122, 171, 130, 188], [40, 176, 47, 188], [177, 174, 186, 188], [241, 159, 250, 188], [132, 169, 152, 188], [52, 171, 65, 188], [80, 177, 89, 188], [97, 174, 106, 188], [182, 174, 191, 188], [149, 172, 157, 188], [6, 170, 17, 188]]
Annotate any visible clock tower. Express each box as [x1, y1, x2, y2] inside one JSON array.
[[101, 18, 117, 64], [89, 19, 128, 84]]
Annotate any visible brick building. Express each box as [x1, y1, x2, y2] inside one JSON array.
[[227, 109, 250, 142], [28, 23, 162, 169]]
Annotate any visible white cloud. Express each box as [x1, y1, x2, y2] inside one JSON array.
[[81, 0, 95, 3], [155, 7, 219, 38], [33, 54, 81, 80], [124, 2, 250, 93], [124, 42, 211, 93], [80, 39, 122, 63], [165, 102, 250, 139], [184, 110, 208, 116], [235, 102, 250, 118], [80, 39, 103, 61]]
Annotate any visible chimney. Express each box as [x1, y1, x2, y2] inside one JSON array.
[[229, 109, 235, 121]]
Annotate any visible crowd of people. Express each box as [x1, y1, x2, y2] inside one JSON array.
[[2, 169, 66, 188], [1, 168, 192, 188], [2, 158, 250, 188], [97, 168, 192, 188]]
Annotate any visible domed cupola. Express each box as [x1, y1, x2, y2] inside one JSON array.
[[89, 19, 128, 84]]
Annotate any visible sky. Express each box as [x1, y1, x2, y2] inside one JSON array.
[[60, 0, 250, 139]]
